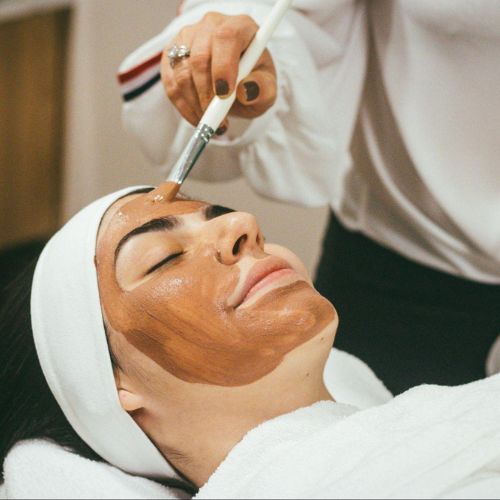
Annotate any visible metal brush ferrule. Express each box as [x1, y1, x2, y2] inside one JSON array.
[[167, 123, 215, 184]]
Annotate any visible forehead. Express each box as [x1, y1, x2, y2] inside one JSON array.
[[97, 192, 207, 248]]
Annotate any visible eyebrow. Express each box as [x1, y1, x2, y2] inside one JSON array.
[[114, 204, 236, 262], [114, 215, 181, 261], [204, 204, 235, 220]]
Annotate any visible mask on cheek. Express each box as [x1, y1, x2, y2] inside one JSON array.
[[99, 254, 335, 387]]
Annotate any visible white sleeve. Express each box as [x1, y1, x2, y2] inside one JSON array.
[[119, 0, 367, 207]]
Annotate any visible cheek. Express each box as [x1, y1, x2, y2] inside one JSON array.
[[107, 257, 333, 387], [134, 259, 239, 332]]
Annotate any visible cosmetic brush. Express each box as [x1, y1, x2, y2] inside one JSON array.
[[160, 0, 293, 201]]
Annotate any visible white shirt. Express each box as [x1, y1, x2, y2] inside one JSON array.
[[118, 0, 500, 283]]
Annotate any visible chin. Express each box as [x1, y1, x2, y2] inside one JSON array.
[[275, 279, 337, 318], [290, 283, 339, 346], [237, 280, 338, 345]]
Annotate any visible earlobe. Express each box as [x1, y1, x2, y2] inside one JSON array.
[[118, 388, 144, 412]]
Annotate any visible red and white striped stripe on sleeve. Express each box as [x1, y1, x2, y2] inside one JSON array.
[[117, 51, 163, 102]]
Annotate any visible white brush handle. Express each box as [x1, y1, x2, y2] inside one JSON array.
[[202, 0, 293, 130]]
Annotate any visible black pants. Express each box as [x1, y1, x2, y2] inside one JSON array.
[[314, 213, 500, 395]]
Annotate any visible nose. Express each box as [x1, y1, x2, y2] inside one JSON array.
[[209, 212, 264, 265]]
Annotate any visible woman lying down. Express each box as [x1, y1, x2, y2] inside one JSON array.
[[1, 183, 499, 499]]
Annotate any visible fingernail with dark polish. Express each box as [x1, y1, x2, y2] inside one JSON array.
[[244, 81, 260, 101], [216, 125, 227, 135], [215, 79, 229, 96]]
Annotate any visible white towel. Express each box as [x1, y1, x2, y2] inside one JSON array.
[[0, 349, 388, 499], [0, 440, 185, 500], [30, 186, 175, 479], [324, 348, 392, 409], [196, 374, 500, 499]]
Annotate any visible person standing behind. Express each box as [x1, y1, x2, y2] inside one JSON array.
[[117, 0, 500, 394]]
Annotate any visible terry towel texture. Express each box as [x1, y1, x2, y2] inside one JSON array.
[[3, 371, 499, 498], [3, 353, 499, 498], [197, 373, 500, 499], [0, 348, 389, 499], [0, 440, 185, 500]]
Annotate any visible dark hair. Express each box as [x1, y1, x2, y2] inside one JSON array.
[[0, 252, 196, 495], [0, 258, 102, 482]]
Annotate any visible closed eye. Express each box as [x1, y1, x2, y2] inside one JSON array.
[[145, 252, 183, 276]]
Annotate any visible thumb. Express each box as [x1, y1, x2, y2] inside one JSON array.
[[234, 69, 277, 116]]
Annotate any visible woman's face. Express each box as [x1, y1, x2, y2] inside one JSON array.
[[96, 186, 336, 387]]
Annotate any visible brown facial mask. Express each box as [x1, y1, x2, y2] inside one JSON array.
[[96, 183, 336, 387]]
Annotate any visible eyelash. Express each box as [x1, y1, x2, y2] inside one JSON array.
[[142, 206, 234, 276], [146, 251, 183, 275]]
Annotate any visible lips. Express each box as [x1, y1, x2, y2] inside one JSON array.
[[229, 256, 297, 308]]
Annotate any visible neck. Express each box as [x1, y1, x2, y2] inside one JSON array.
[[153, 330, 335, 487]]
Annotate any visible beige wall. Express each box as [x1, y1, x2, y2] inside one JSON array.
[[63, 0, 329, 275], [0, 8, 69, 249]]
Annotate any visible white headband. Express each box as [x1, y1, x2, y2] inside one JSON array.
[[31, 186, 176, 479]]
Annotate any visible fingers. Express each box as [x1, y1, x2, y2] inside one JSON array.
[[184, 23, 229, 134], [161, 13, 276, 131], [216, 117, 229, 136], [232, 65, 277, 119], [189, 13, 225, 114], [188, 15, 230, 134], [174, 59, 204, 123], [211, 15, 259, 98], [189, 28, 215, 113], [161, 26, 202, 126]]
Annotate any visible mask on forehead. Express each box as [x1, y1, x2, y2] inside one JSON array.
[[96, 184, 335, 387]]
